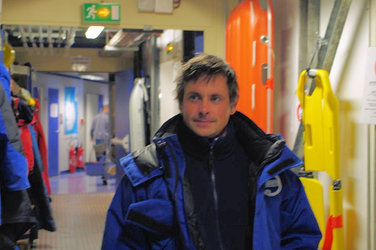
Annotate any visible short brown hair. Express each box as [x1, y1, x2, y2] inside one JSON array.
[[175, 54, 238, 105]]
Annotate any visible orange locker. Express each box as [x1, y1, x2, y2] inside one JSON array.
[[226, 0, 274, 133]]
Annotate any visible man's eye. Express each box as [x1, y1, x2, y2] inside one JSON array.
[[211, 96, 221, 102], [188, 95, 199, 101]]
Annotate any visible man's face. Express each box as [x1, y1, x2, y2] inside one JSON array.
[[179, 75, 237, 138]]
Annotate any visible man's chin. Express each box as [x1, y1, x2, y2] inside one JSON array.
[[192, 128, 214, 138]]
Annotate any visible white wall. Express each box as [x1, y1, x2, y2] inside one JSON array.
[[274, 1, 369, 249], [33, 72, 108, 172]]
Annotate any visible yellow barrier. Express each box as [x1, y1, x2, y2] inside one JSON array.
[[296, 69, 343, 250], [297, 69, 340, 179]]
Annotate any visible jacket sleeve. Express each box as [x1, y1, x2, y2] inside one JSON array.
[[280, 170, 322, 249], [101, 176, 148, 250]]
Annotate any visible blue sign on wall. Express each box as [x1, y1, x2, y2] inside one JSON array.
[[64, 87, 78, 135]]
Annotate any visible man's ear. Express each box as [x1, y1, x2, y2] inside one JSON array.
[[230, 97, 238, 114]]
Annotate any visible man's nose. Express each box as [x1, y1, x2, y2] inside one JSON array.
[[198, 99, 209, 116]]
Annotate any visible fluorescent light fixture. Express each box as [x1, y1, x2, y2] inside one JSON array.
[[80, 74, 106, 81], [85, 26, 104, 39]]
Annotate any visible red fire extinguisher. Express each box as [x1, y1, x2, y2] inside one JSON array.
[[69, 147, 77, 173], [76, 147, 84, 169]]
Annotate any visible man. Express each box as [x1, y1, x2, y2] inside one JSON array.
[[102, 54, 321, 249], [90, 104, 109, 161]]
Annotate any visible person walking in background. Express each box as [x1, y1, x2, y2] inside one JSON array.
[[90, 104, 110, 185], [101, 54, 321, 249], [90, 104, 109, 161]]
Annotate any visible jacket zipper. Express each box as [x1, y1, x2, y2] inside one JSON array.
[[209, 141, 225, 250]]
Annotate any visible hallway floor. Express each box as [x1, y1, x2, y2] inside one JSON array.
[[30, 170, 116, 250]]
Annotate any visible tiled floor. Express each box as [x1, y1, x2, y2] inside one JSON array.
[[29, 170, 116, 249], [49, 169, 116, 195]]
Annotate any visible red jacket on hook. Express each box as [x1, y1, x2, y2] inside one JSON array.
[[32, 98, 52, 195]]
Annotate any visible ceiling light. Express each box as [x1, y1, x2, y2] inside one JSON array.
[[80, 74, 106, 81], [85, 26, 104, 39]]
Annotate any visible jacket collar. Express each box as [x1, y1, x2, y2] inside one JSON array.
[[154, 112, 286, 167], [126, 111, 297, 187], [121, 143, 164, 187], [176, 118, 235, 161]]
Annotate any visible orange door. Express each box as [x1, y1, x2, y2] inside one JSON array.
[[226, 0, 274, 133]]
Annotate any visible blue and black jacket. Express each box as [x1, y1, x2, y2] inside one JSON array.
[[0, 65, 30, 225], [102, 112, 321, 249], [0, 64, 36, 249]]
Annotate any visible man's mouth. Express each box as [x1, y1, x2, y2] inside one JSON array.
[[193, 119, 213, 126]]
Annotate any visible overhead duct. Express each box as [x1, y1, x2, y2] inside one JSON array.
[[65, 27, 77, 48], [104, 29, 162, 52], [105, 30, 144, 51], [4, 25, 71, 49]]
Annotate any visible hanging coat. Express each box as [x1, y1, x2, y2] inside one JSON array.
[[32, 99, 51, 195], [0, 72, 29, 198], [12, 97, 35, 173], [0, 65, 35, 249]]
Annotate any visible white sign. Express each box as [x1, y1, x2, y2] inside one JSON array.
[[71, 56, 90, 72], [50, 103, 58, 118], [360, 47, 376, 124]]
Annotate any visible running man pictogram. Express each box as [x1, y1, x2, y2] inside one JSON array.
[[86, 4, 97, 19]]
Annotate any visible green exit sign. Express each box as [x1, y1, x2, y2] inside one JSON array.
[[83, 3, 120, 23]]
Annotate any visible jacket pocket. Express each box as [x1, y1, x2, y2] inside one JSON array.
[[125, 199, 174, 236]]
